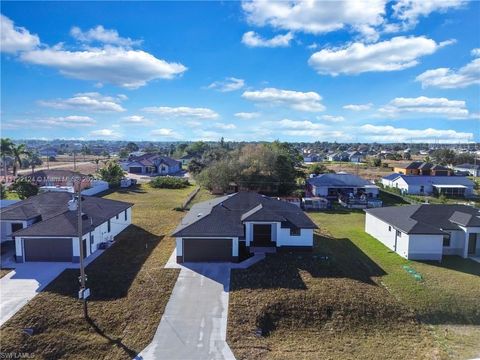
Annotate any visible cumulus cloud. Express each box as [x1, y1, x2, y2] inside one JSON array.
[[3, 116, 96, 129], [379, 96, 469, 118], [70, 25, 142, 47], [343, 103, 373, 111], [121, 115, 153, 125], [308, 36, 453, 76], [212, 123, 236, 130], [472, 48, 480, 57], [242, 0, 386, 41], [415, 53, 480, 89], [150, 128, 183, 139], [242, 87, 325, 112], [89, 129, 121, 138], [391, 0, 465, 29], [142, 106, 219, 119], [242, 31, 293, 48], [207, 77, 245, 92], [234, 112, 260, 119], [0, 14, 40, 54], [360, 124, 473, 143], [38, 92, 127, 112], [317, 115, 345, 122], [21, 46, 187, 89], [267, 119, 348, 139]]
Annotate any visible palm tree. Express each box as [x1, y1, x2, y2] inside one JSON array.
[[25, 151, 42, 175], [1, 138, 14, 177], [11, 143, 28, 176]]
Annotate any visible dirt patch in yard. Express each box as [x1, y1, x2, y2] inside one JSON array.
[[0, 268, 13, 279], [228, 235, 441, 360]]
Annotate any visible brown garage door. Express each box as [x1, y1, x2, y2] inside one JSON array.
[[183, 238, 232, 262], [24, 238, 73, 262]]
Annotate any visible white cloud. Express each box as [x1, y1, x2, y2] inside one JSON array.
[[70, 25, 142, 47], [0, 14, 40, 54], [242, 31, 293, 48], [3, 116, 96, 129], [472, 48, 480, 57], [242, 0, 386, 41], [212, 123, 236, 130], [266, 119, 349, 139], [317, 115, 345, 122], [242, 87, 325, 112], [150, 128, 183, 139], [234, 112, 260, 119], [308, 36, 453, 76], [89, 129, 121, 139], [38, 92, 126, 112], [207, 77, 245, 92], [415, 55, 480, 89], [360, 124, 473, 143], [142, 106, 219, 119], [121, 115, 153, 125], [379, 96, 469, 118], [20, 46, 187, 89], [343, 103, 373, 111], [391, 0, 465, 29]]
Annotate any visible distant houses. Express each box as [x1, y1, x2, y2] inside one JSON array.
[[381, 174, 474, 198], [121, 154, 181, 175], [453, 163, 480, 177], [392, 161, 452, 176], [327, 151, 365, 163]]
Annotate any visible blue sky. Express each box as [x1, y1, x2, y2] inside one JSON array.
[[1, 1, 479, 143]]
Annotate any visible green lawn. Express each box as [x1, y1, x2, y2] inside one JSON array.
[[0, 184, 198, 359], [310, 211, 480, 358]]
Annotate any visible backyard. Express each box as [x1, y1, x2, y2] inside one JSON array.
[[228, 210, 480, 360], [0, 184, 203, 359]]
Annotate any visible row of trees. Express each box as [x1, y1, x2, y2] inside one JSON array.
[[430, 149, 476, 166], [1, 138, 43, 176]]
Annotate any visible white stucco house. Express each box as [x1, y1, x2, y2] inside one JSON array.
[[121, 154, 181, 175], [381, 174, 474, 198], [0, 192, 132, 262], [172, 192, 317, 263], [365, 204, 480, 261]]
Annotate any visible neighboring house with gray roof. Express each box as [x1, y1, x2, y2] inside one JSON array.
[[381, 174, 474, 198], [172, 192, 317, 263], [365, 204, 480, 260], [121, 154, 181, 175], [453, 163, 480, 177], [0, 192, 133, 262]]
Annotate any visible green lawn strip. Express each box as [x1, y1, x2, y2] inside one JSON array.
[[0, 185, 194, 359]]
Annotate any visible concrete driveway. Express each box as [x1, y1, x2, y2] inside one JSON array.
[[0, 262, 68, 326], [136, 257, 236, 360]]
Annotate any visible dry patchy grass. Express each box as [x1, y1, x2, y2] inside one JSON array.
[[0, 184, 195, 359]]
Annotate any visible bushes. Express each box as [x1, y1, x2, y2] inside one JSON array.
[[150, 176, 190, 189]]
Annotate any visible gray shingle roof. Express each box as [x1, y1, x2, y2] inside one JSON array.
[[366, 204, 480, 234], [397, 176, 474, 186], [172, 192, 317, 238], [1, 192, 133, 237], [307, 173, 373, 187]]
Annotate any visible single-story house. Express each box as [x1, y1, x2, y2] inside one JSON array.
[[121, 154, 181, 175], [172, 192, 317, 263], [453, 163, 480, 177], [23, 169, 91, 189], [365, 204, 480, 260], [393, 162, 452, 176], [0, 192, 133, 262], [307, 173, 380, 199], [327, 151, 364, 163], [381, 174, 474, 197]]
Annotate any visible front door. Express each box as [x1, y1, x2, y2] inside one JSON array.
[[253, 224, 273, 246], [468, 233, 477, 254]]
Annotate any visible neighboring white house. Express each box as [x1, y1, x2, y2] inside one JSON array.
[[381, 174, 474, 198], [121, 154, 181, 175], [172, 192, 317, 263], [0, 192, 132, 262], [365, 204, 480, 261], [453, 163, 480, 177]]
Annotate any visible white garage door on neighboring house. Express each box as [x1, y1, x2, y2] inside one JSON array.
[[24, 238, 73, 262]]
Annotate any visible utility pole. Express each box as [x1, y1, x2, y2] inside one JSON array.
[[73, 151, 77, 171], [77, 178, 88, 319]]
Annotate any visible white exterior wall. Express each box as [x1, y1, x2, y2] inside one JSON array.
[[442, 230, 465, 256], [311, 185, 328, 197], [365, 214, 409, 257], [276, 226, 313, 247], [407, 234, 443, 260]]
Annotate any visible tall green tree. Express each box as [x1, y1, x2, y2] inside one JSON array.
[[1, 138, 14, 177], [97, 161, 125, 187], [10, 143, 28, 176], [24, 151, 43, 174]]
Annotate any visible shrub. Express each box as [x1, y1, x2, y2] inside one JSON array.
[[150, 176, 190, 189], [11, 179, 38, 199]]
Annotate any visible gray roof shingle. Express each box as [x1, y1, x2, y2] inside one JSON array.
[[172, 192, 317, 238]]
